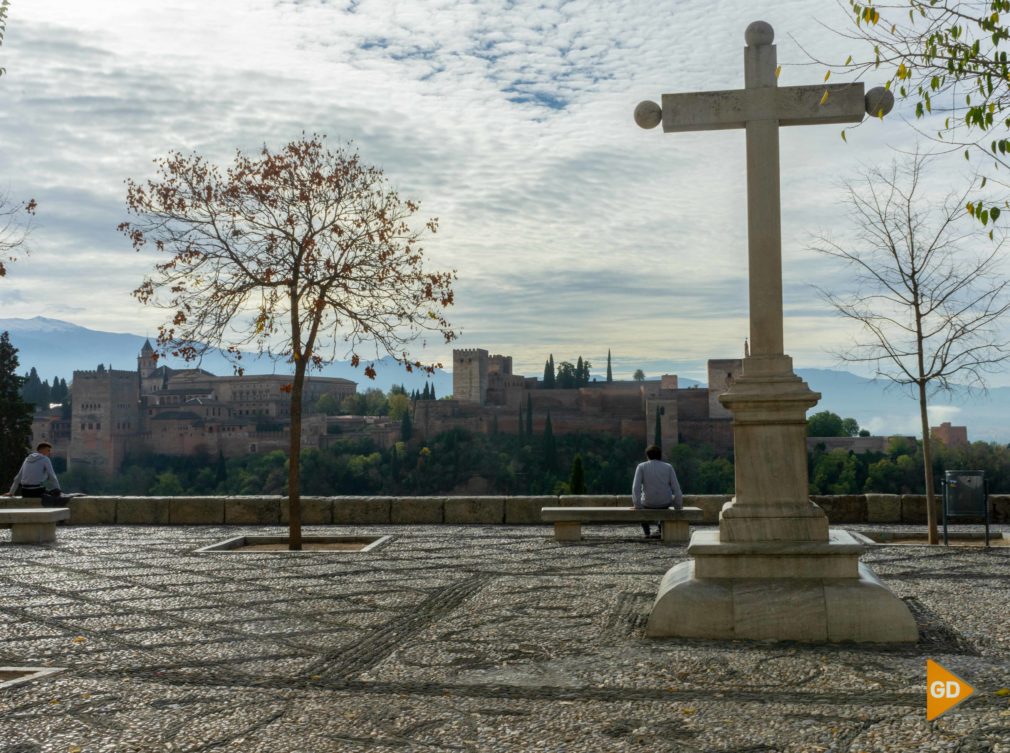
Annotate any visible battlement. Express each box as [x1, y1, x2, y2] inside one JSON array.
[[453, 348, 488, 360], [73, 369, 138, 380]]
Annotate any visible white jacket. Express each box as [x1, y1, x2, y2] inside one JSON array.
[[9, 452, 60, 494], [631, 459, 683, 510]]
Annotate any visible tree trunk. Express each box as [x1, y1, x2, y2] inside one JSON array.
[[918, 380, 938, 545], [287, 361, 306, 551]]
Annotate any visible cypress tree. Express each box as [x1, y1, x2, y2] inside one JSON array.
[[21, 366, 46, 409], [606, 349, 613, 382], [518, 403, 524, 436], [401, 410, 413, 442], [0, 332, 33, 484], [568, 453, 586, 494], [215, 449, 227, 484], [429, 383, 435, 400], [654, 407, 663, 454], [576, 356, 584, 386], [548, 354, 556, 388], [543, 359, 552, 386], [51, 375, 67, 403], [389, 443, 400, 481], [422, 383, 430, 400], [525, 394, 533, 436], [543, 409, 556, 469]]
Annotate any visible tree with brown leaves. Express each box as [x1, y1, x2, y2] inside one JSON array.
[[120, 135, 457, 549]]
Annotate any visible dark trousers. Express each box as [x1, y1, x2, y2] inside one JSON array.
[[18, 486, 65, 507], [641, 506, 671, 536]]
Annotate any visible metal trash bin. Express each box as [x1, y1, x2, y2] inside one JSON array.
[[942, 470, 990, 547]]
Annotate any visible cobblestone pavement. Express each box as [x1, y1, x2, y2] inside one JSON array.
[[1, 524, 1009, 753]]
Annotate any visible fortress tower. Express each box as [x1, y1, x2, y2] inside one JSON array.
[[138, 339, 158, 377], [68, 368, 141, 473], [707, 359, 743, 419], [453, 349, 489, 404]]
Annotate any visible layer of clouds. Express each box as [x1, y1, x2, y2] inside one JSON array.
[[0, 0, 1007, 383]]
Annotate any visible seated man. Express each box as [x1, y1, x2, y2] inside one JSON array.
[[631, 444, 684, 538], [3, 442, 66, 506]]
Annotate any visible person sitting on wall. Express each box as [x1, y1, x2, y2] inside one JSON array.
[[3, 442, 68, 507], [631, 444, 684, 538]]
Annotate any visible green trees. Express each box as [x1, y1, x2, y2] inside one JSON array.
[[606, 350, 613, 383], [19, 371, 69, 410], [0, 331, 32, 485], [122, 134, 456, 549], [542, 357, 555, 387], [633, 369, 645, 382], [45, 424, 1010, 497], [400, 410, 413, 442], [835, 1, 1010, 213], [542, 410, 557, 470], [555, 361, 578, 388], [19, 367, 47, 409], [543, 354, 591, 388], [50, 377, 68, 403], [340, 388, 390, 416], [568, 453, 586, 494], [807, 411, 862, 437]]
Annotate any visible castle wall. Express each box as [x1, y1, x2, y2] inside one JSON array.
[[679, 419, 734, 455], [69, 352, 357, 474]]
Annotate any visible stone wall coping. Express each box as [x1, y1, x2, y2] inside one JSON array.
[[57, 493, 1010, 526]]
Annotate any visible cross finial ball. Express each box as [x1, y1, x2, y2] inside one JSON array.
[[634, 100, 663, 129], [864, 86, 895, 117], [744, 21, 774, 46]]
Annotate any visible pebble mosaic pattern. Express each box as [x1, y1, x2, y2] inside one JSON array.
[[1, 523, 1008, 752]]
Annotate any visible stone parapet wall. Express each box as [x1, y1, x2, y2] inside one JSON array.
[[48, 493, 1010, 526]]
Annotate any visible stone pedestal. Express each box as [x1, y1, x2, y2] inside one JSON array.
[[646, 357, 918, 643], [718, 355, 828, 543], [647, 534, 919, 642]]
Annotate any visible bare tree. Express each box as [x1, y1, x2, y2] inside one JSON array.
[[811, 150, 1010, 543], [0, 193, 36, 279], [0, 2, 38, 276], [120, 135, 457, 549]]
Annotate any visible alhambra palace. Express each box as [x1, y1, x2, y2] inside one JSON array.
[[32, 343, 744, 474]]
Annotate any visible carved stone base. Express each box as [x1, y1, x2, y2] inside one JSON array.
[[646, 530, 918, 643]]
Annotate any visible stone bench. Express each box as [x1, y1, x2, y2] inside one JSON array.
[[540, 506, 704, 543], [0, 508, 70, 544]]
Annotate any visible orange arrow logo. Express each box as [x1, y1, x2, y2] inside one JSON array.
[[927, 659, 975, 720]]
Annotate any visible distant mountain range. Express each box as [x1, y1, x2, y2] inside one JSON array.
[[0, 316, 454, 396], [2, 316, 1008, 443]]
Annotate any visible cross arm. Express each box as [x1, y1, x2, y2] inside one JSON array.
[[659, 83, 867, 133]]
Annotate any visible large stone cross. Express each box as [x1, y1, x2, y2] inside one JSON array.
[[635, 20, 892, 362], [635, 22, 917, 645]]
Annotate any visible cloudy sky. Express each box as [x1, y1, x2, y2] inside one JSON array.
[[0, 0, 1006, 386]]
